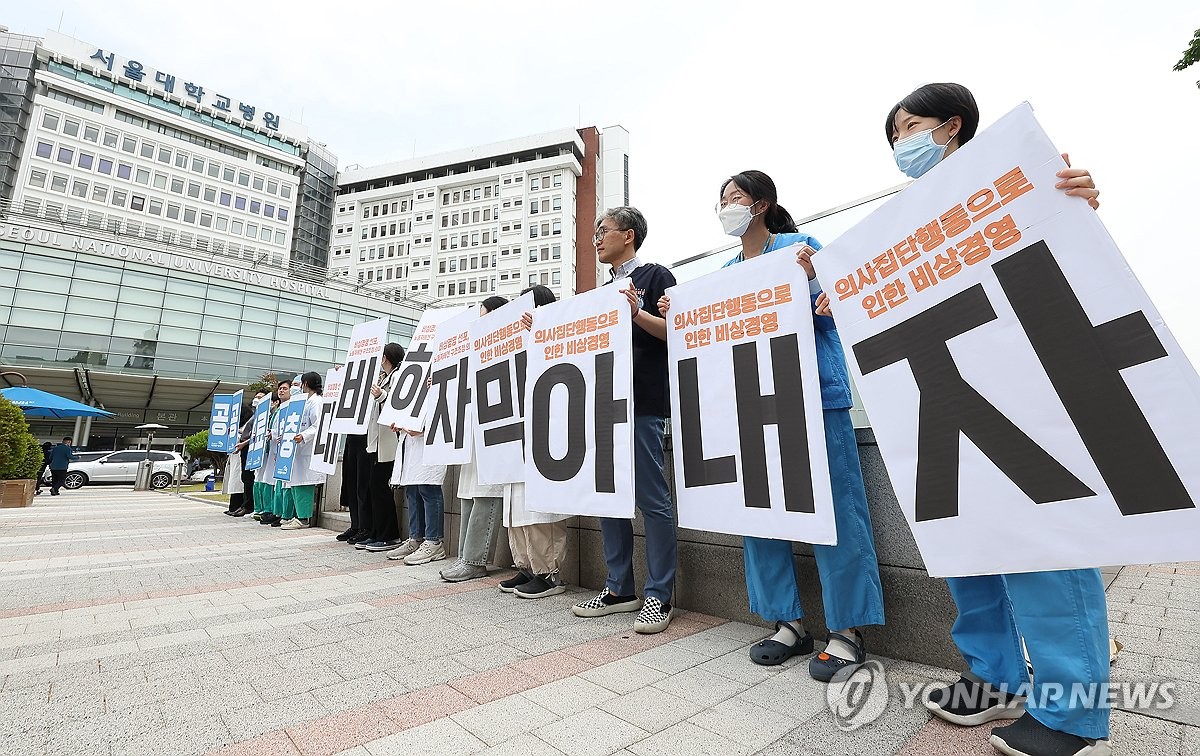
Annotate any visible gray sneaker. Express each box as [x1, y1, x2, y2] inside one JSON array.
[[403, 539, 446, 565], [387, 538, 424, 561], [440, 559, 488, 582]]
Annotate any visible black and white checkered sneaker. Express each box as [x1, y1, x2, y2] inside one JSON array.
[[571, 588, 642, 617], [633, 596, 673, 634]]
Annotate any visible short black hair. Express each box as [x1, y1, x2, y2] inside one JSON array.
[[886, 83, 980, 149], [62, 436, 72, 442], [520, 285, 557, 307], [598, 207, 648, 251], [276, 379, 292, 389], [481, 296, 509, 314], [300, 371, 323, 395], [383, 342, 405, 368]]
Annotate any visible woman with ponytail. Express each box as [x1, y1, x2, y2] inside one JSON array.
[[659, 170, 885, 682]]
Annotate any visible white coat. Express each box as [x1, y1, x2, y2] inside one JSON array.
[[504, 482, 571, 528], [255, 407, 281, 485], [284, 392, 327, 488], [457, 454, 504, 500], [390, 431, 446, 487], [222, 451, 244, 495], [367, 370, 399, 463]]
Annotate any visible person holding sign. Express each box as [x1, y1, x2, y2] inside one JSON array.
[[358, 344, 406, 552], [570, 207, 679, 634], [862, 83, 1108, 756], [226, 390, 268, 517], [251, 393, 280, 521], [257, 381, 292, 527], [659, 171, 885, 681], [501, 285, 575, 599], [280, 372, 327, 530], [442, 297, 509, 582]]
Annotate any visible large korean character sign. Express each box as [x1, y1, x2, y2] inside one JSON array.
[[245, 396, 271, 471], [206, 391, 242, 453], [814, 103, 1200, 577], [667, 252, 836, 544], [524, 283, 634, 518], [331, 317, 389, 434], [380, 306, 470, 431], [272, 396, 307, 481], [423, 308, 479, 465], [470, 293, 534, 484], [312, 366, 344, 476]]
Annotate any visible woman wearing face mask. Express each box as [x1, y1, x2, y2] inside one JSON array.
[[659, 170, 885, 683], [816, 82, 1107, 756]]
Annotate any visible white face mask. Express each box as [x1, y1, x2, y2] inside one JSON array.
[[718, 201, 760, 237]]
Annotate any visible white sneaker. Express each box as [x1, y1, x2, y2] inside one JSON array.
[[280, 518, 307, 530], [387, 538, 424, 561], [403, 539, 446, 565]]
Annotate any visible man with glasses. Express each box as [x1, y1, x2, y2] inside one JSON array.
[[571, 207, 679, 634]]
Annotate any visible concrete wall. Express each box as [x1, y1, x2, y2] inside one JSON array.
[[317, 429, 963, 671]]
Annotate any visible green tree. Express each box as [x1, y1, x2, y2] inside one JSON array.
[[246, 372, 278, 399], [1174, 28, 1200, 71], [184, 430, 226, 476], [0, 396, 43, 480]]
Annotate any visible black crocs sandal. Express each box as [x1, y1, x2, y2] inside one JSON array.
[[749, 622, 815, 666], [809, 629, 866, 682]]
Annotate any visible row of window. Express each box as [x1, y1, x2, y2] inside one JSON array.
[[17, 197, 286, 266], [40, 108, 295, 198], [31, 139, 292, 230], [27, 168, 289, 248]]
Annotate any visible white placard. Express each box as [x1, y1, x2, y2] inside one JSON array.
[[524, 282, 634, 518], [423, 307, 479, 465], [814, 102, 1200, 577], [330, 317, 388, 434], [379, 306, 470, 431], [469, 293, 535, 485], [311, 366, 344, 475], [667, 250, 836, 544]]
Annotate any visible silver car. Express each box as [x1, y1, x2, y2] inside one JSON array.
[[55, 450, 185, 490]]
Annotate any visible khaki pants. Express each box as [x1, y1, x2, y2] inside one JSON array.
[[508, 521, 568, 576]]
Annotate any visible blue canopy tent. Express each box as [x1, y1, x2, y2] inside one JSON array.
[[0, 386, 115, 419]]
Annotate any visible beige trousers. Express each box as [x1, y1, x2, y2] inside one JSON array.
[[508, 521, 568, 576]]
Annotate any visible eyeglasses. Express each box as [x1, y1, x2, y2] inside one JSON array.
[[716, 192, 752, 211], [593, 226, 627, 242]]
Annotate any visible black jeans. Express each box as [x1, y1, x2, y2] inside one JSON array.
[[50, 469, 68, 494], [368, 459, 400, 542], [341, 434, 372, 534]]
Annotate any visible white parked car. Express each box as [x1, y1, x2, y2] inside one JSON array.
[[54, 450, 186, 490]]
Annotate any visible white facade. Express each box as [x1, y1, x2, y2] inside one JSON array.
[[333, 126, 629, 305], [11, 31, 308, 269]]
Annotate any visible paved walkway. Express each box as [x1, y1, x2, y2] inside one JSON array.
[[0, 488, 1195, 756]]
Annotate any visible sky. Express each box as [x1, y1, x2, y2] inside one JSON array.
[[8, 1, 1200, 358]]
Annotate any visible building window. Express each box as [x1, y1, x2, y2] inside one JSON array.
[[166, 203, 180, 219], [148, 199, 163, 215], [130, 194, 145, 211], [71, 180, 88, 198], [91, 184, 108, 203], [77, 153, 94, 170], [97, 158, 113, 175], [103, 131, 118, 148], [28, 169, 47, 188], [56, 147, 73, 164], [184, 208, 197, 224], [153, 173, 167, 190], [171, 177, 185, 194], [134, 168, 150, 185], [139, 142, 155, 159], [62, 119, 80, 137], [219, 191, 231, 207]]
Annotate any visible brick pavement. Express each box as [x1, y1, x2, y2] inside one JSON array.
[[0, 488, 1195, 755]]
